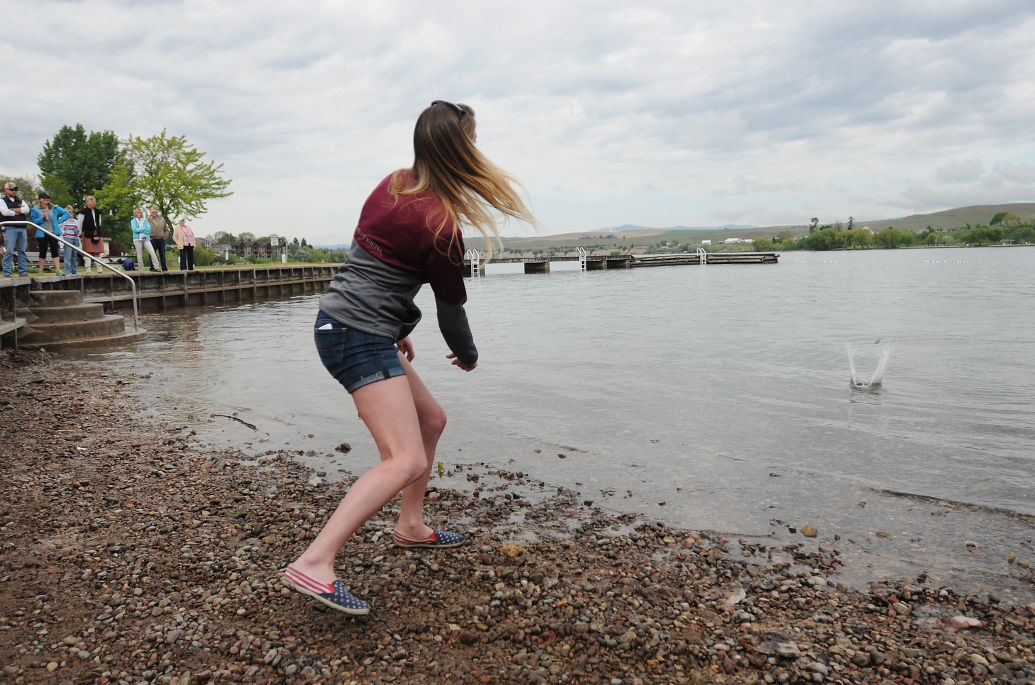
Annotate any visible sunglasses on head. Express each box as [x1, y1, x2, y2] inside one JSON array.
[[431, 100, 466, 119]]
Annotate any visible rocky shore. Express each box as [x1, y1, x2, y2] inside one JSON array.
[[2, 350, 1034, 684]]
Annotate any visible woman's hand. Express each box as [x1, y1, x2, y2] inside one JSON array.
[[447, 354, 477, 372], [396, 337, 415, 361]]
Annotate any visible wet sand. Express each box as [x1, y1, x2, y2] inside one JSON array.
[[2, 350, 1033, 684]]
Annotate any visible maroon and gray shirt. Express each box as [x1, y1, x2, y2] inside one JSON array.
[[319, 172, 477, 365]]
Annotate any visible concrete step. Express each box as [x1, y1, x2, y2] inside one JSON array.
[[18, 327, 147, 350], [30, 290, 82, 307], [29, 302, 106, 323], [19, 314, 127, 344], [0, 317, 27, 339]]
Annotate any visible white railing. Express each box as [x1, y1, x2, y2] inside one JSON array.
[[465, 248, 481, 277], [577, 246, 587, 270], [697, 247, 708, 264], [1, 220, 139, 331]]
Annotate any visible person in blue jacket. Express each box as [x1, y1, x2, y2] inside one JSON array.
[[29, 192, 70, 274], [130, 208, 160, 272]]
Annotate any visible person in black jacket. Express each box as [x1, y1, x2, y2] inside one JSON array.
[[77, 196, 104, 273], [1, 182, 30, 276]]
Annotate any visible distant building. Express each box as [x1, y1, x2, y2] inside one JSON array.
[[226, 237, 288, 259]]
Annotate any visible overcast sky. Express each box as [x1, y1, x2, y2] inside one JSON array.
[[5, 0, 1034, 245]]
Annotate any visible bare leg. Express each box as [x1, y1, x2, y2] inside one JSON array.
[[290, 374, 433, 585], [393, 355, 447, 538]]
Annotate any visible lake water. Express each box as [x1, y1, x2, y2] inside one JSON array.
[[77, 246, 1035, 602]]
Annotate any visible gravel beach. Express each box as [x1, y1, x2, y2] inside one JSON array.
[[2, 350, 1034, 684]]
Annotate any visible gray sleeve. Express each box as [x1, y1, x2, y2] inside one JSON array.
[[436, 297, 478, 365]]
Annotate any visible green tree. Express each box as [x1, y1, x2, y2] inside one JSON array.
[[194, 243, 215, 267], [847, 216, 855, 231], [804, 228, 842, 250], [809, 217, 819, 233], [92, 163, 139, 250], [1005, 225, 1035, 243], [993, 212, 1021, 228], [37, 124, 121, 207], [849, 229, 873, 247], [873, 227, 915, 248], [957, 226, 1003, 245], [288, 244, 311, 262], [111, 129, 232, 230]]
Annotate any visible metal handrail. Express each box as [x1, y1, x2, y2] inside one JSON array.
[[1, 219, 139, 331], [465, 248, 481, 277]]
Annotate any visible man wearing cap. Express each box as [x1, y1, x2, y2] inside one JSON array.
[[30, 192, 71, 274], [1, 182, 30, 276], [148, 207, 169, 271]]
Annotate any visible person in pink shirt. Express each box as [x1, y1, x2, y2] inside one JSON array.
[[173, 218, 196, 270]]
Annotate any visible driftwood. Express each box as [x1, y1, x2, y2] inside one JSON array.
[[210, 413, 257, 430]]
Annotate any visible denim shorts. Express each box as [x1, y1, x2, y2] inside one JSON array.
[[314, 311, 405, 393]]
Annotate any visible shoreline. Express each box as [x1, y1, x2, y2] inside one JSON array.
[[2, 350, 1033, 684]]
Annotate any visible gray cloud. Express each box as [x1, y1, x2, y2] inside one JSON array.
[[3, 0, 1033, 241]]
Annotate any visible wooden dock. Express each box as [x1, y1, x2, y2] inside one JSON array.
[[3, 252, 779, 347], [466, 251, 778, 274], [31, 265, 341, 313]]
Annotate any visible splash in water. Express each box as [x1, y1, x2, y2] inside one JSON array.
[[846, 338, 892, 389]]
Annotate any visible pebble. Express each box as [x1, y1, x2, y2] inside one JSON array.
[[1, 349, 1033, 685], [723, 588, 746, 606]]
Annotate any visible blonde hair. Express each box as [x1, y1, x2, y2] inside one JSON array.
[[390, 101, 535, 262]]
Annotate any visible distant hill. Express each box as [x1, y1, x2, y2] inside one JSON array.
[[856, 203, 1035, 232], [315, 203, 1033, 252], [600, 223, 757, 233], [496, 202, 1033, 252]]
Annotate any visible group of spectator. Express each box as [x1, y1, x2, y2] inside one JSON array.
[[0, 182, 196, 276], [130, 207, 197, 272]]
